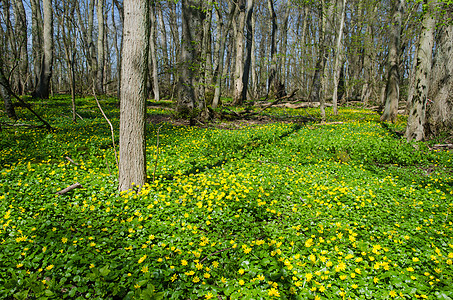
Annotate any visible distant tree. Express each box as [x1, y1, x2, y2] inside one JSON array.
[[118, 0, 149, 191], [177, 0, 206, 119], [33, 0, 54, 99]]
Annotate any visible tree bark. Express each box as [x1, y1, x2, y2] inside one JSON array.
[[13, 0, 29, 94], [380, 0, 404, 122], [33, 0, 54, 99], [212, 3, 236, 109], [241, 0, 254, 102], [332, 0, 346, 115], [149, 2, 160, 101], [119, 0, 149, 191], [177, 0, 202, 117], [405, 0, 435, 141], [30, 0, 43, 87], [267, 0, 279, 99], [96, 0, 105, 94], [232, 0, 246, 105], [424, 3, 453, 137]]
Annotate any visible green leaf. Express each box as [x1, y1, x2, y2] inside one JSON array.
[[99, 265, 111, 277]]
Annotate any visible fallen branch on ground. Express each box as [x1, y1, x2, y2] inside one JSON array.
[[65, 156, 79, 165], [56, 182, 82, 195]]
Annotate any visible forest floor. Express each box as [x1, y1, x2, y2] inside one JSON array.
[[1, 95, 452, 299]]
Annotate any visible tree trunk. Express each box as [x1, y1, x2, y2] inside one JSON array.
[[149, 2, 160, 101], [177, 0, 202, 118], [1, 84, 17, 120], [250, 8, 257, 99], [405, 0, 435, 141], [311, 0, 329, 121], [332, 0, 346, 115], [380, 0, 404, 122], [424, 3, 453, 138], [156, 1, 169, 95], [13, 0, 29, 94], [119, 0, 149, 191], [279, 0, 290, 90], [212, 3, 236, 109], [30, 0, 43, 87], [232, 0, 246, 105], [267, 0, 279, 98], [241, 0, 254, 102], [34, 0, 54, 99], [96, 0, 105, 94]]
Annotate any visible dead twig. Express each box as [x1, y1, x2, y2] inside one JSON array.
[[65, 156, 79, 165], [92, 83, 119, 168], [56, 182, 82, 195]]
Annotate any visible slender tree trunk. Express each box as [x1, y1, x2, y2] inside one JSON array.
[[156, 1, 169, 95], [30, 0, 43, 87], [232, 0, 246, 105], [96, 0, 105, 94], [250, 8, 257, 99], [111, 1, 121, 99], [13, 0, 29, 94], [34, 0, 53, 99], [267, 0, 278, 98], [149, 2, 160, 101], [279, 0, 290, 89], [332, 0, 346, 115], [241, 0, 254, 102], [201, 2, 213, 99], [381, 0, 404, 122], [311, 0, 329, 120], [119, 0, 149, 191], [212, 3, 236, 109]]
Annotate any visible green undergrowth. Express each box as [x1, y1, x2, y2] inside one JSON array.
[[1, 96, 452, 299]]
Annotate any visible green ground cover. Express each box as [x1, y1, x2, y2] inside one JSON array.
[[1, 96, 452, 299]]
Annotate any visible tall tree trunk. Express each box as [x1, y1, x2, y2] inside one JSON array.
[[232, 0, 246, 105], [177, 0, 202, 118], [96, 0, 105, 94], [311, 0, 329, 120], [119, 0, 149, 191], [212, 3, 236, 109], [34, 0, 54, 99], [149, 2, 160, 101], [267, 0, 278, 98], [30, 0, 43, 87], [202, 2, 213, 101], [250, 7, 257, 99], [241, 0, 254, 102], [279, 0, 290, 90], [380, 0, 404, 122], [332, 0, 346, 115], [111, 1, 121, 99], [156, 1, 169, 95], [424, 3, 453, 138], [13, 0, 29, 94], [405, 0, 435, 141]]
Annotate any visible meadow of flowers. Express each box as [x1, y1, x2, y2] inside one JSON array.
[[1, 96, 452, 299]]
